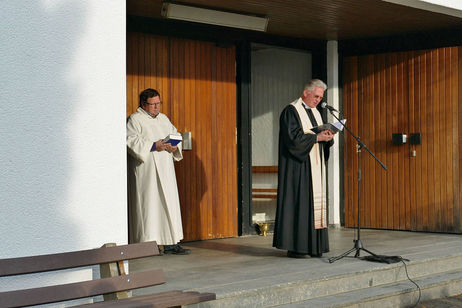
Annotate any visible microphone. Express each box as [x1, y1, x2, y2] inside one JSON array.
[[320, 102, 339, 113]]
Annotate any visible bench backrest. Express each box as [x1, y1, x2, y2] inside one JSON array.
[[0, 241, 159, 276], [0, 241, 163, 307]]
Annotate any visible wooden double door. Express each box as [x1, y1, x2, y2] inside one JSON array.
[[343, 46, 462, 233], [127, 32, 238, 241]]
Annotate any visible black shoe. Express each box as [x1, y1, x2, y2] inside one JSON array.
[[164, 244, 191, 255], [309, 253, 323, 258], [287, 251, 309, 258]]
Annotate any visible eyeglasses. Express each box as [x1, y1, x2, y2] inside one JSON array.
[[144, 101, 162, 107]]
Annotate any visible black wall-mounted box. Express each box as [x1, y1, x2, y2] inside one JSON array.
[[392, 133, 407, 145], [410, 133, 421, 145]]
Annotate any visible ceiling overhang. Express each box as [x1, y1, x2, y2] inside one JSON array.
[[128, 0, 462, 41]]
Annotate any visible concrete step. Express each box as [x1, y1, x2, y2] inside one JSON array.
[[274, 268, 462, 308], [185, 253, 462, 308]]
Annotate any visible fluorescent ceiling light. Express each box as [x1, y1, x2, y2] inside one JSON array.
[[161, 2, 268, 32]]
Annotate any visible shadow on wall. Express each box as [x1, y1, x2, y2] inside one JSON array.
[[175, 138, 207, 241], [0, 1, 86, 259]]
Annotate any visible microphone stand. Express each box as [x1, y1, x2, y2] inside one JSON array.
[[325, 107, 387, 264]]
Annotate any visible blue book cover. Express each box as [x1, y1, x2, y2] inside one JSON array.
[[163, 133, 182, 146]]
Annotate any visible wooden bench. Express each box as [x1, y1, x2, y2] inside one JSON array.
[[252, 188, 277, 199], [0, 241, 215, 307], [252, 166, 278, 200]]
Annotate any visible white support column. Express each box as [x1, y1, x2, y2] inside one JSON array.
[[327, 40, 341, 227]]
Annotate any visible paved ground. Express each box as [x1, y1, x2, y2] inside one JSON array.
[[419, 294, 462, 307], [130, 227, 462, 307]]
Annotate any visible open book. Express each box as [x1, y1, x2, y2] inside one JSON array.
[[163, 133, 182, 146], [311, 119, 346, 134]]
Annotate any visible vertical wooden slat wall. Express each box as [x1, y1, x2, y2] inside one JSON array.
[[127, 32, 238, 241], [343, 46, 462, 233]]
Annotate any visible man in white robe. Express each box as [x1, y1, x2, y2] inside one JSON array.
[[127, 88, 189, 255]]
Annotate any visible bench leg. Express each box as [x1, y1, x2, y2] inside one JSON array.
[[99, 243, 129, 300]]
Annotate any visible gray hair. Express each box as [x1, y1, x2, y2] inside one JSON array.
[[304, 79, 327, 92]]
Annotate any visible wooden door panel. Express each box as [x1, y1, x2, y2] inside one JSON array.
[[126, 33, 170, 117], [127, 32, 237, 241], [343, 46, 461, 233]]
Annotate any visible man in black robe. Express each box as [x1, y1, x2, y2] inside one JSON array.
[[273, 79, 335, 258]]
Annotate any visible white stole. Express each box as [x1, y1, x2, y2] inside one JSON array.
[[290, 98, 327, 229]]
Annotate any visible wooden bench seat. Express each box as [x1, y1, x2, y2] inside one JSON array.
[[75, 290, 215, 307], [252, 166, 278, 200], [252, 188, 277, 199], [0, 241, 215, 308]]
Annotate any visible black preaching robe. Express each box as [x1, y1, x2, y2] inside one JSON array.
[[272, 104, 333, 255]]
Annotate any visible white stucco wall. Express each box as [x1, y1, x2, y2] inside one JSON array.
[[0, 0, 127, 299]]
